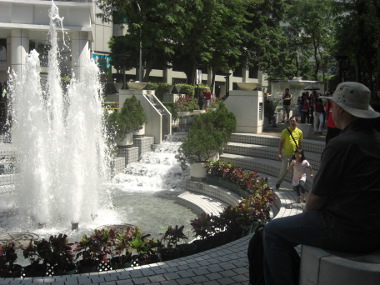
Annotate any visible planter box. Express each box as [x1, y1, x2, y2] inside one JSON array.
[[205, 175, 248, 198]]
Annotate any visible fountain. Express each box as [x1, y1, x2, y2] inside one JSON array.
[[0, 1, 196, 242], [7, 2, 110, 230]]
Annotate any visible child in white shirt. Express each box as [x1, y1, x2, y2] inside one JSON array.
[[288, 149, 313, 203]]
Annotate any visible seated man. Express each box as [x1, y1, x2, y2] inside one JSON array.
[[263, 82, 380, 285]]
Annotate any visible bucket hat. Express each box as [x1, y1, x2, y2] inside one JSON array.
[[320, 82, 380, 119]]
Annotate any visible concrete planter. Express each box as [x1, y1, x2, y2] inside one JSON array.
[[117, 132, 134, 147], [133, 124, 145, 137], [190, 162, 207, 178]]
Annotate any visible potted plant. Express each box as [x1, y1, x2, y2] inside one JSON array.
[[128, 227, 159, 267], [190, 214, 218, 252], [0, 242, 22, 278], [176, 102, 236, 177], [159, 225, 188, 261], [20, 241, 48, 277], [177, 103, 236, 177], [109, 227, 133, 269], [34, 234, 76, 276], [106, 95, 147, 147], [74, 229, 114, 273]]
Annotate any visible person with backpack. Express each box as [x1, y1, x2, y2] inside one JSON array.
[[262, 82, 380, 285], [287, 149, 313, 203]]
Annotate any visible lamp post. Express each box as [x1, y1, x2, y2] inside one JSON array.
[[136, 2, 143, 82]]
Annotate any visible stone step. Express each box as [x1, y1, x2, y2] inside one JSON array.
[[229, 133, 325, 155], [177, 191, 228, 216], [185, 180, 242, 206], [225, 141, 321, 171]]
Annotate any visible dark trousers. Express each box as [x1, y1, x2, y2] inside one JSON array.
[[293, 180, 305, 196]]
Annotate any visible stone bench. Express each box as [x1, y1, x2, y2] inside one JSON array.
[[300, 245, 380, 285]]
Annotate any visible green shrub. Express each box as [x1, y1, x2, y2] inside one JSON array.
[[105, 95, 147, 141], [176, 103, 236, 168]]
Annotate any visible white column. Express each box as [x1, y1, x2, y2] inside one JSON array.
[[9, 29, 29, 79], [163, 66, 173, 84], [71, 31, 90, 80], [242, 65, 249, 82]]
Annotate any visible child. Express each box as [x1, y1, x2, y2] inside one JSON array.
[[288, 149, 313, 203]]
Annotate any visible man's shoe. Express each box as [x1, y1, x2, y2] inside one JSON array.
[[275, 183, 280, 189]]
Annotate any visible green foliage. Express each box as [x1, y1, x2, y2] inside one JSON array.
[[75, 229, 115, 264], [161, 225, 188, 248], [127, 227, 158, 262], [190, 214, 215, 240], [332, 0, 380, 90], [177, 103, 236, 167], [284, 0, 336, 81], [174, 96, 198, 112], [105, 95, 147, 142]]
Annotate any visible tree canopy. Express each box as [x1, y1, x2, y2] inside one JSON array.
[[97, 0, 380, 93]]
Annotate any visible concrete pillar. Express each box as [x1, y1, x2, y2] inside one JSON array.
[[258, 70, 268, 89], [9, 29, 29, 78], [242, 65, 249, 82], [71, 31, 90, 80], [163, 66, 172, 83]]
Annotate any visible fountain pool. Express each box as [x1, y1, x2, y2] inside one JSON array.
[[0, 0, 197, 244]]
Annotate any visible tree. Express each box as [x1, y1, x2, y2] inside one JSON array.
[[241, 0, 299, 80], [333, 0, 380, 92], [98, 0, 332, 84], [98, 0, 187, 81], [171, 0, 252, 85], [284, 0, 336, 81]]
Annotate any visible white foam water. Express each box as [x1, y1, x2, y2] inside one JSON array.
[[8, 1, 110, 229]]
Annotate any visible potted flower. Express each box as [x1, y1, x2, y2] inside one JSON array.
[[0, 242, 22, 278], [176, 102, 236, 177], [106, 95, 147, 147]]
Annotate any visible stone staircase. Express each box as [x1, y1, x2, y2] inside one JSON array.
[[221, 133, 325, 192]]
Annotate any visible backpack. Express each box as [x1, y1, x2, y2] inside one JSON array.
[[247, 224, 300, 285]]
